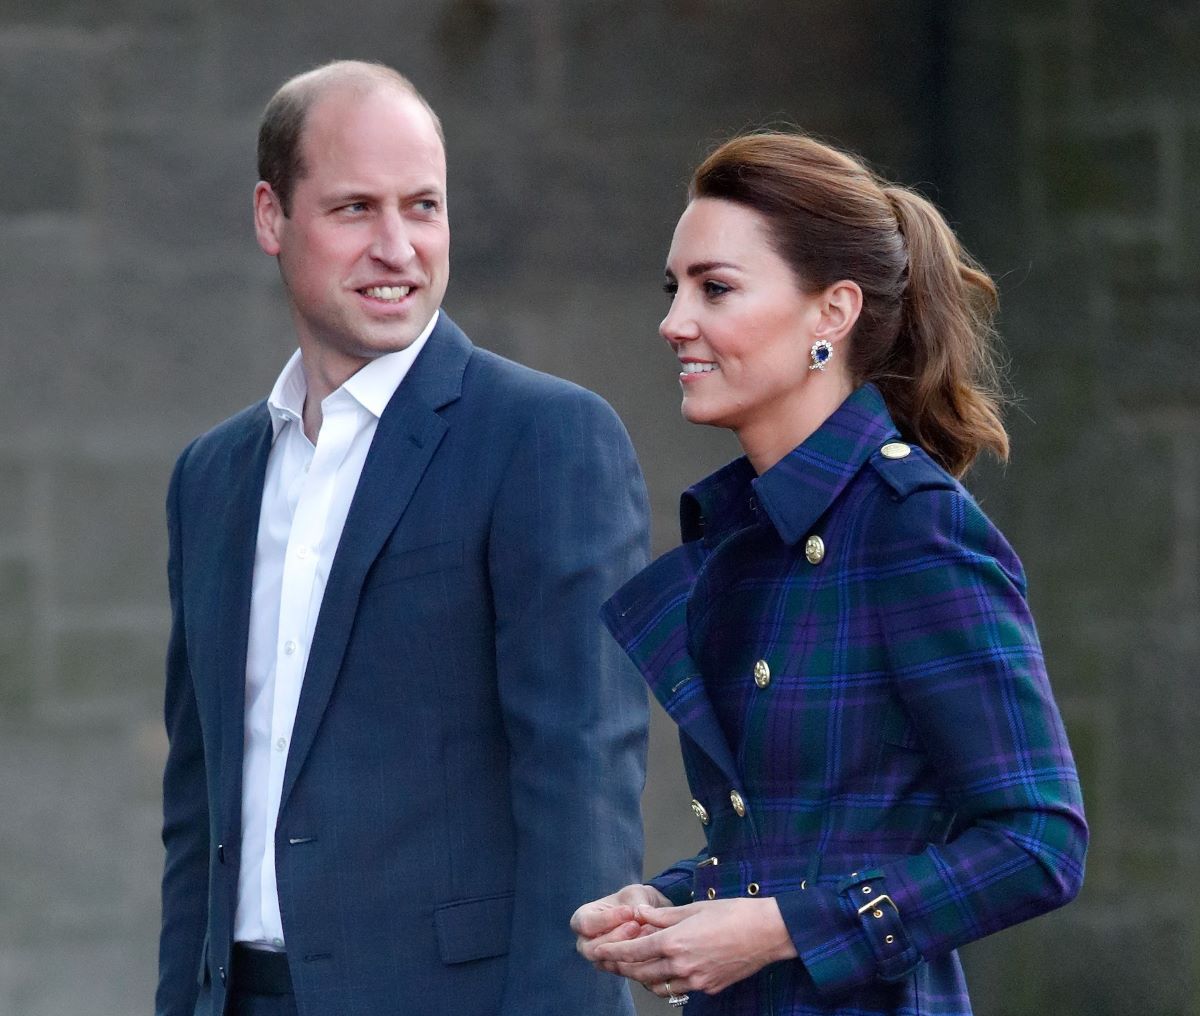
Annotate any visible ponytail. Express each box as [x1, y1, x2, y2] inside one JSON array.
[[691, 132, 1009, 477], [873, 187, 1008, 476]]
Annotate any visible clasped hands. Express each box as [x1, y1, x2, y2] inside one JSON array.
[[571, 883, 798, 1000]]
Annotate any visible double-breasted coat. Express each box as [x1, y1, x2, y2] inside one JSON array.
[[602, 384, 1087, 1015]]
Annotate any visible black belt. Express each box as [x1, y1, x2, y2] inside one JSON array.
[[231, 944, 294, 996]]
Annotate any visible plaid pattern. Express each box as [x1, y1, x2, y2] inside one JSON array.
[[602, 384, 1087, 1016]]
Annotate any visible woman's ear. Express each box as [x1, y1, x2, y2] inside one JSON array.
[[813, 280, 863, 346]]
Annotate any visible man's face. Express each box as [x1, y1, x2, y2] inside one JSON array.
[[254, 86, 449, 368]]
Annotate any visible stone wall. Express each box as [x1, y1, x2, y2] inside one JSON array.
[[0, 1, 1194, 1013], [947, 4, 1200, 1013]]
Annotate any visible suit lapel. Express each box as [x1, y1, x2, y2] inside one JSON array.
[[216, 406, 274, 837], [279, 315, 471, 812]]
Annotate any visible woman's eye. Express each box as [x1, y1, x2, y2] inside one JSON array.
[[662, 280, 678, 298], [703, 280, 731, 298]]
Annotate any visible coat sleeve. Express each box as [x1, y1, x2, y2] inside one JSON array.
[[774, 485, 1088, 1000], [156, 443, 211, 1016], [487, 385, 650, 1015]]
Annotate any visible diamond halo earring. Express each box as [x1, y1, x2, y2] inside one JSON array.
[[809, 339, 833, 371]]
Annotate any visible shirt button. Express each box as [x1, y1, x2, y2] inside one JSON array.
[[284, 640, 297, 655], [753, 659, 771, 688], [730, 790, 746, 817], [276, 737, 287, 752], [296, 545, 310, 559], [272, 937, 284, 948]]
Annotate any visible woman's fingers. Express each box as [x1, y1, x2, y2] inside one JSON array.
[[634, 903, 695, 928]]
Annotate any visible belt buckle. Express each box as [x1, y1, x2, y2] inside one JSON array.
[[857, 893, 899, 918]]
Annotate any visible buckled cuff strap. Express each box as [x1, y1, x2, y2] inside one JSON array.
[[842, 875, 920, 982]]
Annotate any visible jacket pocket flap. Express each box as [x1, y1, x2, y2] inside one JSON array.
[[370, 539, 463, 587], [433, 892, 514, 965]]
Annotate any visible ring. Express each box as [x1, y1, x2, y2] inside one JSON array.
[[665, 981, 689, 1007]]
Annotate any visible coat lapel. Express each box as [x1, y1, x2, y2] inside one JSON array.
[[279, 315, 471, 812], [216, 405, 274, 836], [602, 544, 741, 786]]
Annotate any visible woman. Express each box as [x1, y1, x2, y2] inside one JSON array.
[[571, 132, 1087, 1015]]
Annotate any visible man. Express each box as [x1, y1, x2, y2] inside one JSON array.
[[156, 61, 649, 1016]]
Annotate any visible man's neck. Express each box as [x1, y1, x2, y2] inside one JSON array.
[[297, 347, 370, 444]]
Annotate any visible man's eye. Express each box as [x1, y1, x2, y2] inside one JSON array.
[[416, 199, 440, 213], [342, 202, 369, 214]]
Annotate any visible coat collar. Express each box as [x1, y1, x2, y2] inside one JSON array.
[[681, 383, 901, 547]]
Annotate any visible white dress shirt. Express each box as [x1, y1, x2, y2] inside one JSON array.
[[234, 311, 439, 948]]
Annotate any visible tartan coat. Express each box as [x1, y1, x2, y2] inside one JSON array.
[[602, 384, 1087, 1016]]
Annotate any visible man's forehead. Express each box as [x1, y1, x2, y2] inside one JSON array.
[[299, 85, 445, 177]]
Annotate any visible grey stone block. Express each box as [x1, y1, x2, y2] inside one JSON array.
[[1091, 2, 1200, 104], [55, 626, 167, 704], [0, 557, 35, 710], [0, 457, 31, 540], [1040, 128, 1159, 218], [48, 459, 170, 612], [0, 34, 92, 214]]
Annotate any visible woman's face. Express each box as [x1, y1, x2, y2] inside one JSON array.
[[660, 198, 832, 439]]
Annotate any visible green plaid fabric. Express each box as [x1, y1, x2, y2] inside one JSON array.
[[602, 384, 1087, 1015]]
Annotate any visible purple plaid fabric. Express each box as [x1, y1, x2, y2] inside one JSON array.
[[602, 384, 1087, 1016]]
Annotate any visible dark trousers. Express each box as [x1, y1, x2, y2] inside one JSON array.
[[228, 945, 298, 1016]]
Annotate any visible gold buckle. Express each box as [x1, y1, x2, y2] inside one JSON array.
[[858, 893, 898, 918], [697, 855, 720, 868]]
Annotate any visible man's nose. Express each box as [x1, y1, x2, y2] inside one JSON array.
[[370, 210, 415, 268]]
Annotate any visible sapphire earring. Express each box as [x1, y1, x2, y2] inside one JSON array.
[[809, 339, 833, 371]]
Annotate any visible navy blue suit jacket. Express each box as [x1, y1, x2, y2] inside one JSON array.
[[157, 314, 650, 1016]]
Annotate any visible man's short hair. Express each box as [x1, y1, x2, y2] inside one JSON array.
[[257, 60, 444, 216]]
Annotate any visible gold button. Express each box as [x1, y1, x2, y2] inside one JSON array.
[[873, 909, 884, 918], [690, 798, 710, 826], [753, 659, 771, 688], [707, 887, 717, 900], [885, 934, 895, 944], [862, 886, 873, 894], [747, 882, 760, 896], [729, 789, 746, 817], [804, 534, 825, 565], [880, 441, 911, 460]]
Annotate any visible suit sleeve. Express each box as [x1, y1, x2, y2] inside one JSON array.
[[487, 386, 649, 1015], [774, 487, 1088, 999], [156, 443, 211, 1016]]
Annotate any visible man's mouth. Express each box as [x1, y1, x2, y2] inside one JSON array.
[[360, 285, 413, 302], [680, 362, 719, 374]]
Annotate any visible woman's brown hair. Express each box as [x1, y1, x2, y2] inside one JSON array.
[[690, 132, 1008, 477]]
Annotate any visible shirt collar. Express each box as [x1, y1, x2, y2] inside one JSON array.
[[681, 383, 901, 547], [265, 309, 440, 438]]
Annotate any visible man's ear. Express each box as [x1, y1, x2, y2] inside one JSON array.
[[253, 181, 284, 256], [813, 279, 864, 347]]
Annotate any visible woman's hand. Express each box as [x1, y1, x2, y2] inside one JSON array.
[[592, 897, 798, 998], [571, 884, 672, 971]]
